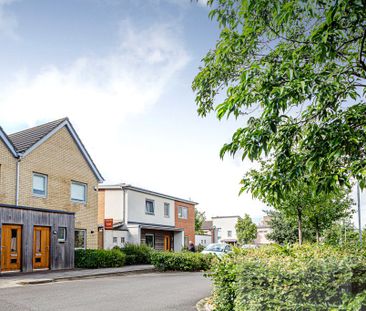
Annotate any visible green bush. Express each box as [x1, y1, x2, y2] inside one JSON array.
[[150, 251, 214, 272], [75, 249, 126, 269], [116, 243, 153, 265], [210, 244, 366, 311]]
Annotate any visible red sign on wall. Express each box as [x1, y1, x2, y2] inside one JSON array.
[[104, 219, 113, 230]]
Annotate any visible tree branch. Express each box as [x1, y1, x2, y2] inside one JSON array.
[[359, 28, 366, 72]]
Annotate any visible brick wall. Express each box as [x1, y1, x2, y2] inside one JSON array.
[[175, 201, 195, 245], [18, 127, 99, 249], [0, 139, 17, 205]]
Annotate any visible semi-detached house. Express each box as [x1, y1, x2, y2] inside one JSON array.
[[0, 118, 103, 273], [98, 184, 197, 251]]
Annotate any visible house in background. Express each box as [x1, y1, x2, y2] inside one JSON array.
[[98, 184, 197, 251], [212, 216, 242, 244], [0, 118, 103, 273], [195, 220, 218, 247], [254, 216, 273, 245]]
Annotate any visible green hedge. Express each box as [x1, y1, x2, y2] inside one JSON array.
[[75, 249, 126, 269], [116, 243, 153, 265], [150, 251, 214, 271], [210, 244, 366, 311]]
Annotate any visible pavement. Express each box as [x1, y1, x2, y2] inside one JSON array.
[[0, 264, 155, 288], [0, 271, 212, 310]]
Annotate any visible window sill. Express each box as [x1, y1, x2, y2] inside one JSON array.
[[32, 194, 47, 198], [145, 213, 155, 216]]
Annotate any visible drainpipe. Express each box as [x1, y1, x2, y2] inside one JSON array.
[[122, 187, 126, 224], [15, 156, 22, 206]]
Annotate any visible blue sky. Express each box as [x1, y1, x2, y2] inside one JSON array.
[[0, 0, 364, 226]]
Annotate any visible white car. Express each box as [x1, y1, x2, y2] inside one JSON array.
[[201, 243, 232, 257]]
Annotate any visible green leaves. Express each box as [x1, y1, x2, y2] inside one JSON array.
[[210, 244, 366, 310], [193, 0, 366, 199], [236, 214, 257, 244]]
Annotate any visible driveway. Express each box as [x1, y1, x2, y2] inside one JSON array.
[[0, 272, 212, 310]]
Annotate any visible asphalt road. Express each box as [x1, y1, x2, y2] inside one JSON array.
[[0, 272, 212, 311]]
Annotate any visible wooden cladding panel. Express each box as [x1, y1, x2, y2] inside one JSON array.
[[0, 206, 74, 272]]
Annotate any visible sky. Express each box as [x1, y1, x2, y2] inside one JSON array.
[[0, 0, 364, 226]]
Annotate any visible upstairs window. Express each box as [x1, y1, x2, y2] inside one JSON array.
[[71, 181, 87, 203], [164, 203, 170, 217], [32, 173, 47, 197], [227, 230, 232, 237], [178, 206, 188, 219], [145, 199, 155, 215]]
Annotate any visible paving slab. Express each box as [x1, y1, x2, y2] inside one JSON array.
[[0, 265, 155, 288]]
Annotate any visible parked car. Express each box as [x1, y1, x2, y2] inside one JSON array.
[[201, 243, 232, 257], [241, 244, 258, 249]]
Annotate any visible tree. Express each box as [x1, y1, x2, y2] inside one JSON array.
[[265, 210, 314, 244], [193, 0, 366, 199], [236, 214, 257, 244], [247, 173, 353, 244], [195, 208, 206, 234]]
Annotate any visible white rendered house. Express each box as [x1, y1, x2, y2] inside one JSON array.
[[98, 184, 197, 251]]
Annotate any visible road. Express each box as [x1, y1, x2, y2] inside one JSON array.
[[0, 272, 212, 311]]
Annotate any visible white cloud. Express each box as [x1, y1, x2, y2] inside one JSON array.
[[0, 0, 18, 40], [0, 20, 190, 177]]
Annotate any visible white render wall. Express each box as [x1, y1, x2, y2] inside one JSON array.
[[195, 234, 212, 247], [104, 190, 124, 222], [126, 190, 175, 226], [104, 230, 129, 250], [255, 227, 273, 245], [212, 217, 240, 242]]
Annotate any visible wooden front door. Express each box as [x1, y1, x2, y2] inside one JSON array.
[[33, 226, 50, 270], [164, 235, 171, 251], [1, 225, 22, 272]]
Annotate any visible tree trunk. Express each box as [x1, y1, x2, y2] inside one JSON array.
[[297, 209, 303, 245], [316, 229, 320, 243]]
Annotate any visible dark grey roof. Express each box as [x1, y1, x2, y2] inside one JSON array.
[[8, 118, 67, 153]]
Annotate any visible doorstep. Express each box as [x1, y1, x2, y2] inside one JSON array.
[[0, 265, 155, 289]]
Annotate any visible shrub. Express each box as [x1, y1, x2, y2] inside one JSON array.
[[75, 249, 126, 269], [117, 243, 153, 265], [210, 244, 366, 311], [150, 251, 214, 272]]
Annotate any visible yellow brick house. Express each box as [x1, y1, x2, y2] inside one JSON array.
[[0, 118, 104, 257]]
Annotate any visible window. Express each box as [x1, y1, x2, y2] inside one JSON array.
[[145, 199, 154, 215], [71, 182, 87, 203], [58, 227, 67, 242], [145, 234, 154, 248], [113, 237, 117, 243], [178, 206, 188, 219], [227, 230, 232, 237], [164, 203, 170, 217], [121, 237, 125, 244], [75, 229, 86, 249], [32, 173, 47, 197]]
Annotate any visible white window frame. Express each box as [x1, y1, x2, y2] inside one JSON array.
[[228, 230, 232, 237], [178, 206, 188, 219], [164, 202, 170, 218], [74, 229, 87, 249], [32, 173, 48, 198], [71, 181, 87, 203], [145, 233, 155, 248], [58, 227, 67, 242], [145, 199, 155, 215]]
